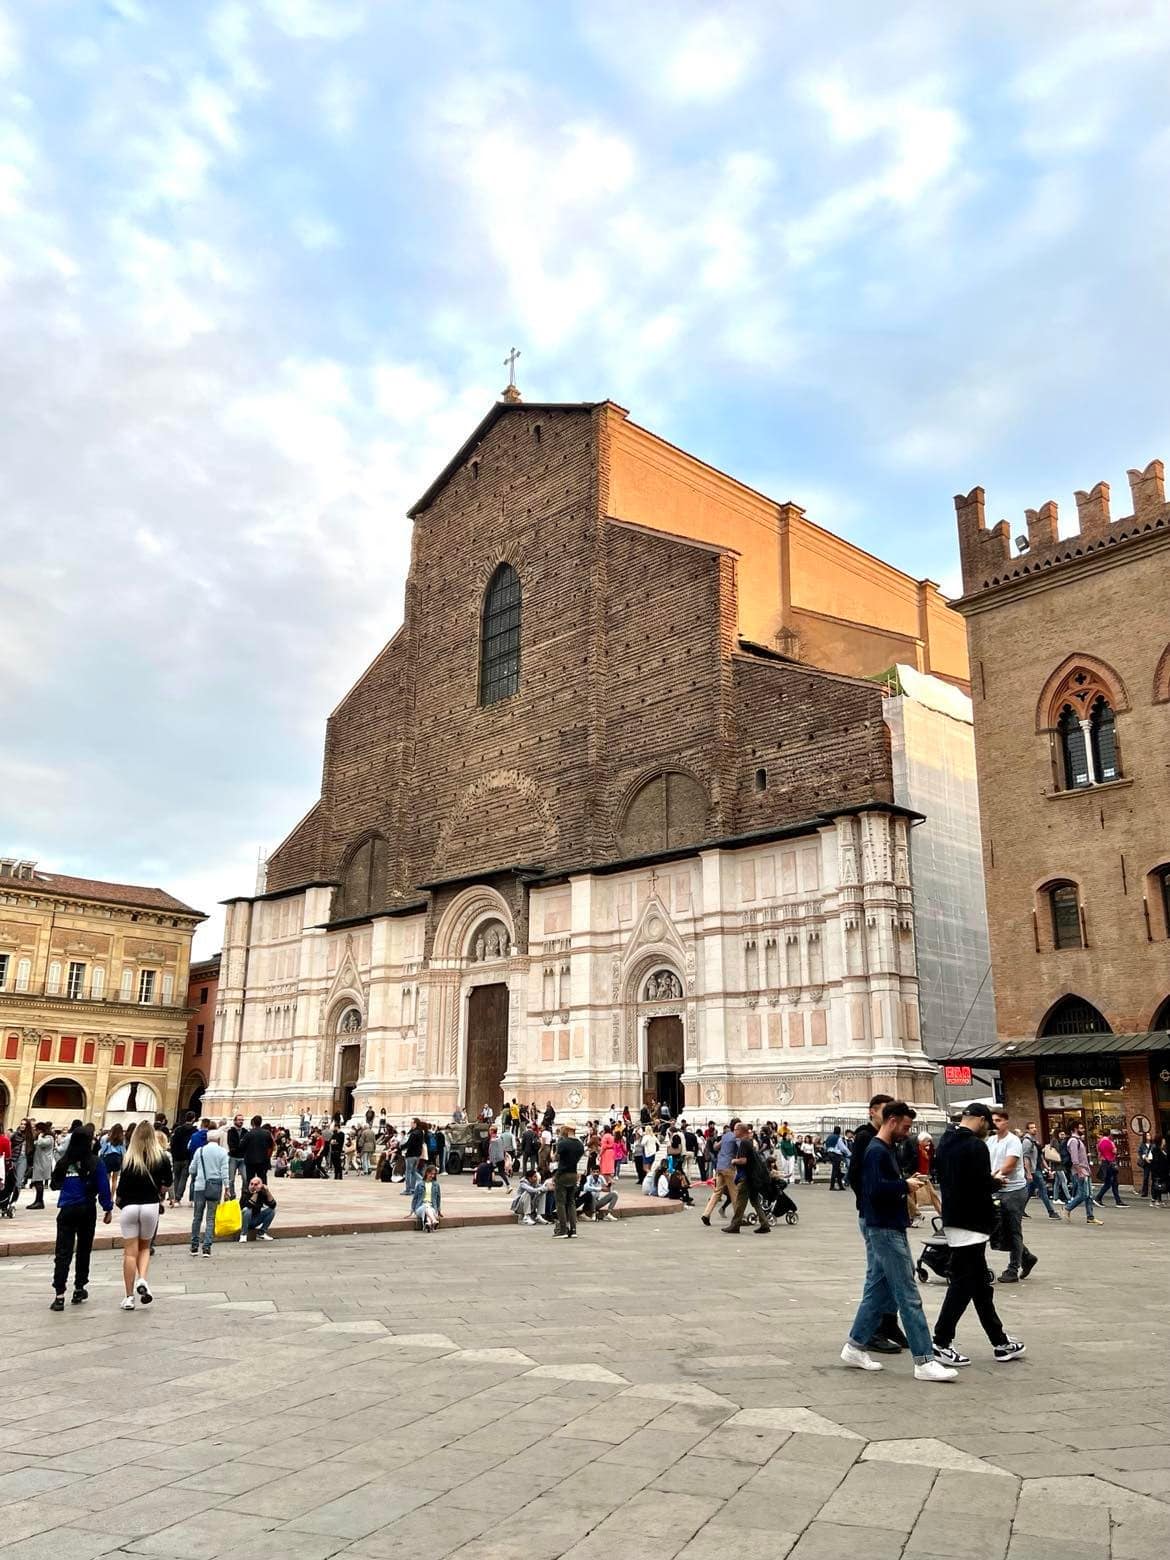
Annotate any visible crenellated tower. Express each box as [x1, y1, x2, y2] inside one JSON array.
[[956, 459, 1167, 598]]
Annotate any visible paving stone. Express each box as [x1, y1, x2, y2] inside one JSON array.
[[84, 1489, 224, 1540], [923, 1469, 1021, 1520], [650, 1452, 756, 1499], [0, 1467, 85, 1504], [904, 1514, 1012, 1558], [789, 1521, 907, 1559], [0, 1527, 127, 1560], [296, 1478, 444, 1539], [817, 1460, 936, 1531], [1005, 1539, 1109, 1560], [127, 1510, 282, 1559], [337, 1501, 496, 1560]]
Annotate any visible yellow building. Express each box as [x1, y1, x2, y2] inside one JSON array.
[[0, 859, 205, 1128]]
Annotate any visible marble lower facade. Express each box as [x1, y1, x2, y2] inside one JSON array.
[[205, 807, 941, 1129]]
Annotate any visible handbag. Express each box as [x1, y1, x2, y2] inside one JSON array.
[[1042, 1145, 1061, 1165], [215, 1198, 242, 1238]]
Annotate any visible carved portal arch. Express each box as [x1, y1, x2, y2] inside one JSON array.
[[433, 884, 517, 964], [622, 949, 688, 1069]]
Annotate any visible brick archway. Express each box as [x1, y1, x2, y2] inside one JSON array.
[[1035, 654, 1130, 732]]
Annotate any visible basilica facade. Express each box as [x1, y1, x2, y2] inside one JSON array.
[[207, 395, 965, 1126]]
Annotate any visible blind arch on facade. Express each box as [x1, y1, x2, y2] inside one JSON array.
[[1038, 994, 1111, 1037], [479, 563, 521, 706]]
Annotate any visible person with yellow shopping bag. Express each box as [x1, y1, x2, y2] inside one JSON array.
[[215, 1196, 243, 1240], [190, 1128, 230, 1258]]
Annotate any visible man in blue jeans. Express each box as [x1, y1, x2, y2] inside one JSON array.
[[841, 1101, 957, 1383], [1021, 1121, 1060, 1219]]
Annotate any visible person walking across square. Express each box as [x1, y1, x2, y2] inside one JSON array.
[[841, 1101, 957, 1383], [989, 1110, 1036, 1283], [931, 1104, 1026, 1367]]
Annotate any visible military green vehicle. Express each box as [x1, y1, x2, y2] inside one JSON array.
[[444, 1119, 490, 1175]]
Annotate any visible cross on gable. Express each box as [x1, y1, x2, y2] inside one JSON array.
[[503, 346, 520, 386]]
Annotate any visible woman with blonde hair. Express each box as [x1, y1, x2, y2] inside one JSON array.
[[115, 1118, 172, 1311]]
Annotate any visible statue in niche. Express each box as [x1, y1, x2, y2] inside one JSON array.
[[339, 1008, 361, 1034], [475, 934, 485, 962], [645, 970, 681, 1001]]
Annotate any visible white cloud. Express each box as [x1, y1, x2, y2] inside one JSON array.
[[662, 14, 756, 103], [262, 0, 367, 41]]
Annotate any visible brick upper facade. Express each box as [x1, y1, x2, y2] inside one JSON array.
[[264, 398, 965, 926]]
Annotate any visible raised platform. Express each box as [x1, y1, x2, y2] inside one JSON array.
[[0, 1169, 680, 1257]]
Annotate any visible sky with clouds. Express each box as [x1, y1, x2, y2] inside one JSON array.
[[2, 0, 1168, 955]]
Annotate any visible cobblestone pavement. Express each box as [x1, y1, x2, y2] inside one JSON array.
[[1, 1187, 1168, 1559]]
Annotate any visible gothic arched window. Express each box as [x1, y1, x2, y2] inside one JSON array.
[[480, 564, 521, 706], [335, 834, 390, 920], [1039, 994, 1111, 1037]]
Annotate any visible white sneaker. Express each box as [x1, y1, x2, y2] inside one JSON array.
[[840, 1343, 882, 1372], [914, 1359, 958, 1383], [523, 1215, 536, 1225], [259, 1233, 274, 1241], [534, 1214, 548, 1224], [604, 1212, 617, 1221], [135, 1280, 153, 1305], [238, 1234, 247, 1242], [120, 1296, 135, 1311]]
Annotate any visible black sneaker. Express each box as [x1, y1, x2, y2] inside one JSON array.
[[700, 1214, 711, 1226], [71, 1288, 88, 1305], [49, 1296, 65, 1312], [998, 1270, 1019, 1283], [994, 1338, 1027, 1362], [1021, 1253, 1038, 1279], [866, 1335, 902, 1354], [552, 1231, 568, 1238], [933, 1344, 970, 1367]]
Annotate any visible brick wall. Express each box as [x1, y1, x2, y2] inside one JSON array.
[[265, 402, 898, 914], [732, 657, 893, 831]]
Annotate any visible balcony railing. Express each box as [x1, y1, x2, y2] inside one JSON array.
[[0, 980, 187, 1012]]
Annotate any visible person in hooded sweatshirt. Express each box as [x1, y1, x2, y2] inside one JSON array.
[[48, 1127, 113, 1310]]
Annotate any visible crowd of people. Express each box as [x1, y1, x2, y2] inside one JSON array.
[[2, 1093, 1161, 1325]]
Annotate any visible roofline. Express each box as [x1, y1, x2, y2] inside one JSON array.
[[220, 878, 337, 907], [607, 514, 739, 558], [406, 400, 608, 518], [949, 1031, 1170, 1065], [415, 865, 546, 894], [311, 900, 429, 932], [733, 640, 890, 694], [619, 412, 947, 596], [11, 876, 206, 920]]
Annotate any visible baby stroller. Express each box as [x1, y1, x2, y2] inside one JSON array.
[[744, 1178, 799, 1226], [914, 1216, 951, 1284]]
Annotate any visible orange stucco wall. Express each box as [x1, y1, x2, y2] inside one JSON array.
[[603, 407, 970, 688]]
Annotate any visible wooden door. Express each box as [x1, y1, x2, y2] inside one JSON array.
[[467, 983, 508, 1117]]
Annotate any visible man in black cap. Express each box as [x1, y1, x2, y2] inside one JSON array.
[[931, 1102, 1026, 1366]]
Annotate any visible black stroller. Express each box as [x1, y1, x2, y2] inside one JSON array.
[[744, 1177, 799, 1226], [0, 1159, 17, 1219], [914, 1216, 951, 1284]]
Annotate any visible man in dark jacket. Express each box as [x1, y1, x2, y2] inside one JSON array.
[[931, 1104, 1026, 1366], [842, 1102, 956, 1381], [848, 1094, 906, 1354], [169, 1111, 196, 1206], [723, 1123, 772, 1233], [239, 1117, 273, 1185]]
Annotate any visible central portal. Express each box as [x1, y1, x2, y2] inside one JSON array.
[[466, 982, 508, 1118], [646, 1014, 685, 1117]]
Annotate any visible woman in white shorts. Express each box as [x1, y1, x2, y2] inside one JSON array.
[[115, 1119, 173, 1311]]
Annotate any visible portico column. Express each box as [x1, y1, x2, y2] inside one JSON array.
[[91, 1036, 116, 1123]]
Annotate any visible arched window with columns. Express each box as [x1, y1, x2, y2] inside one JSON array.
[[1039, 657, 1128, 792]]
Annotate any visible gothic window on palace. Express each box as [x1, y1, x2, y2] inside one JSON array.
[[480, 563, 521, 706], [1039, 994, 1111, 1038], [1153, 995, 1170, 1032], [1149, 865, 1170, 939], [336, 834, 390, 920], [1047, 882, 1084, 950], [1049, 665, 1123, 791], [618, 770, 709, 856]]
